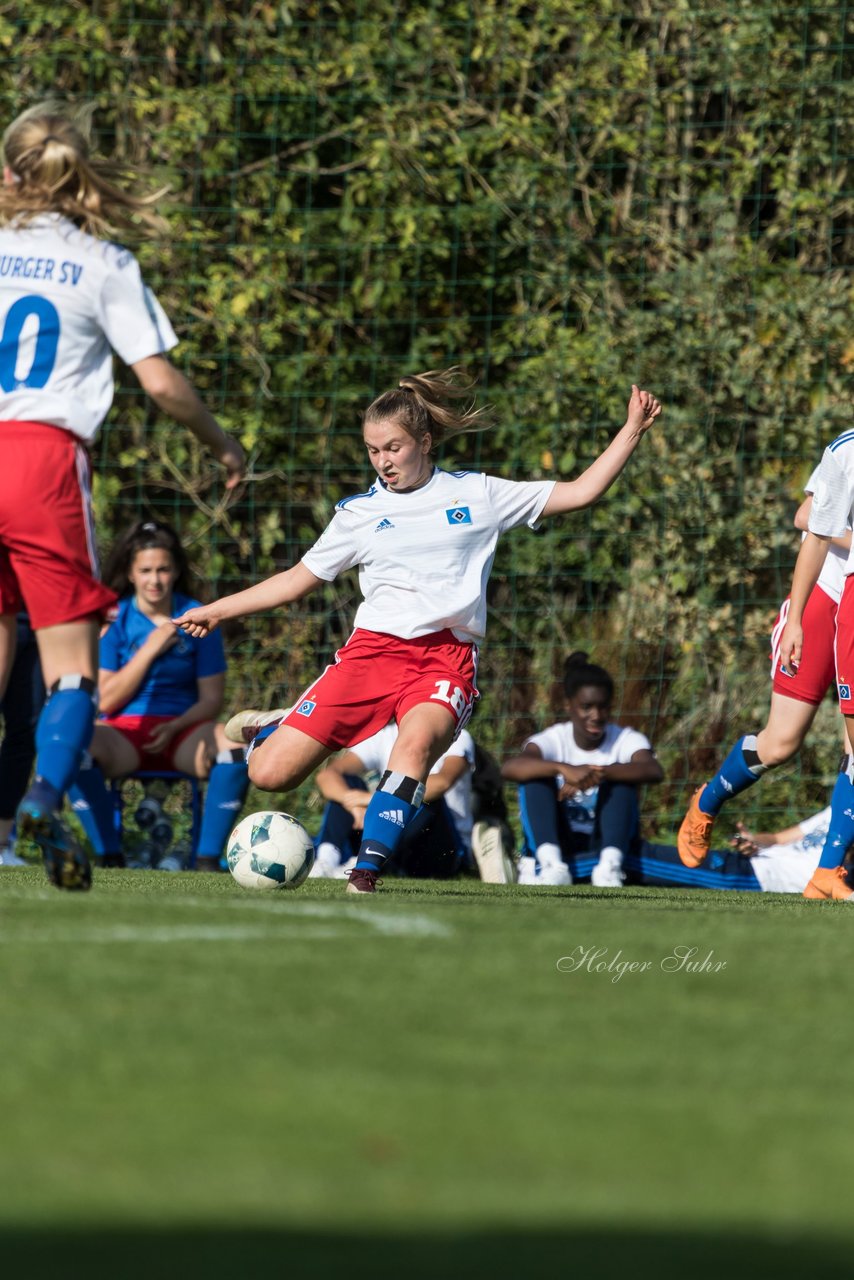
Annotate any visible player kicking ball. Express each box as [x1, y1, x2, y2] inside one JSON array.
[[176, 371, 661, 894]]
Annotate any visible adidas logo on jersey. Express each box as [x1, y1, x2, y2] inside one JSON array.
[[378, 808, 406, 827], [374, 518, 395, 532]]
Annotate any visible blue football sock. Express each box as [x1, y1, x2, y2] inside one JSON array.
[[68, 756, 118, 857], [355, 770, 426, 872], [699, 735, 768, 817], [818, 770, 854, 870], [32, 678, 97, 799], [197, 750, 250, 858]]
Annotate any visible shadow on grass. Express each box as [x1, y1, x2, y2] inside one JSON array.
[[2, 1225, 848, 1280]]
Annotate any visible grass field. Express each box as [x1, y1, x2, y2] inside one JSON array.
[[1, 865, 852, 1279]]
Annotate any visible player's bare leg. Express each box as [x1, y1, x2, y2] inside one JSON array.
[[247, 723, 333, 794]]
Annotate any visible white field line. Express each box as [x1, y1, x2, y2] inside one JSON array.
[[1, 924, 344, 944], [0, 895, 452, 943]]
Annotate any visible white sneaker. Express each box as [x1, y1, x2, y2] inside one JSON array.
[[224, 708, 287, 745], [590, 847, 625, 888], [309, 843, 343, 879], [471, 820, 517, 884], [0, 844, 27, 867], [537, 846, 572, 886], [538, 860, 572, 886], [517, 855, 538, 884]]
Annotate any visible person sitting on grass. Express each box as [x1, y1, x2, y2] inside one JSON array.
[[619, 802, 836, 893], [501, 651, 663, 887], [68, 519, 249, 871]]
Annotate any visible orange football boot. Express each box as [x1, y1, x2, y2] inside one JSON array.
[[803, 866, 854, 901], [677, 788, 715, 868]]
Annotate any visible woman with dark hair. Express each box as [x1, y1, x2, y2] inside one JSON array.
[[0, 101, 244, 889], [68, 519, 248, 871], [176, 370, 662, 894], [501, 651, 663, 886]]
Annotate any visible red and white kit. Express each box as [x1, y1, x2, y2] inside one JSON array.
[[287, 466, 555, 746], [806, 434, 854, 713], [770, 464, 847, 706], [0, 214, 177, 625]]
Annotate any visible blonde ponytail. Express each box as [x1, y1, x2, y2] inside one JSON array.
[[365, 367, 494, 447], [0, 101, 167, 239]]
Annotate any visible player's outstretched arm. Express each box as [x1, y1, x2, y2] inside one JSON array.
[[776, 532, 831, 673], [541, 385, 661, 518], [132, 354, 246, 490], [174, 562, 323, 636]]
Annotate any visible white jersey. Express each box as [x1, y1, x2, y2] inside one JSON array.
[[750, 807, 829, 893], [350, 723, 476, 849], [807, 434, 854, 575], [806, 465, 848, 602], [523, 720, 652, 835], [301, 467, 554, 642], [0, 214, 177, 441]]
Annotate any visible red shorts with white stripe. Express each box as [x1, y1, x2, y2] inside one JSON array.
[[770, 583, 837, 705], [832, 576, 854, 714], [280, 627, 479, 750], [0, 421, 116, 629]]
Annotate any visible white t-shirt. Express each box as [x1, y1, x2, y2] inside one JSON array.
[[750, 807, 829, 893], [806, 465, 848, 603], [807, 436, 854, 575], [523, 720, 652, 835], [0, 214, 177, 440], [349, 723, 476, 849], [302, 467, 555, 642]]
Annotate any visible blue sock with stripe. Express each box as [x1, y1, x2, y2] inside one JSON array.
[[198, 750, 250, 859], [68, 755, 118, 857], [355, 771, 426, 872], [699, 735, 768, 817], [32, 677, 97, 800], [818, 767, 854, 870]]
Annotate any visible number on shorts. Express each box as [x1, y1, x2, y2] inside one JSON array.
[[0, 295, 61, 391], [431, 679, 467, 715]]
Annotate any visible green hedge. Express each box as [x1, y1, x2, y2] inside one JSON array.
[[4, 1, 851, 834]]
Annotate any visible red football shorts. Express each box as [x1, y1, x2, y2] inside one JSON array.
[[280, 628, 479, 750], [99, 715, 201, 773], [833, 577, 854, 714], [0, 421, 116, 628], [770, 583, 837, 705]]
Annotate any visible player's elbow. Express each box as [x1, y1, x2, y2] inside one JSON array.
[[133, 354, 183, 404]]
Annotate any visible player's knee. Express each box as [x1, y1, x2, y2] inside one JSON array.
[[248, 749, 299, 793]]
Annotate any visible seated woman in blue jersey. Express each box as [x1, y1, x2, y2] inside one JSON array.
[[501, 651, 664, 886], [69, 520, 249, 870]]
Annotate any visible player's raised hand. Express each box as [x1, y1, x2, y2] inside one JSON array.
[[626, 384, 662, 435], [174, 603, 222, 638]]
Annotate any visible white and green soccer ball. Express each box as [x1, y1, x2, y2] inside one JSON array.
[[226, 811, 315, 891]]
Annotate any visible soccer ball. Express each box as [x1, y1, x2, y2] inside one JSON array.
[[226, 811, 315, 891]]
